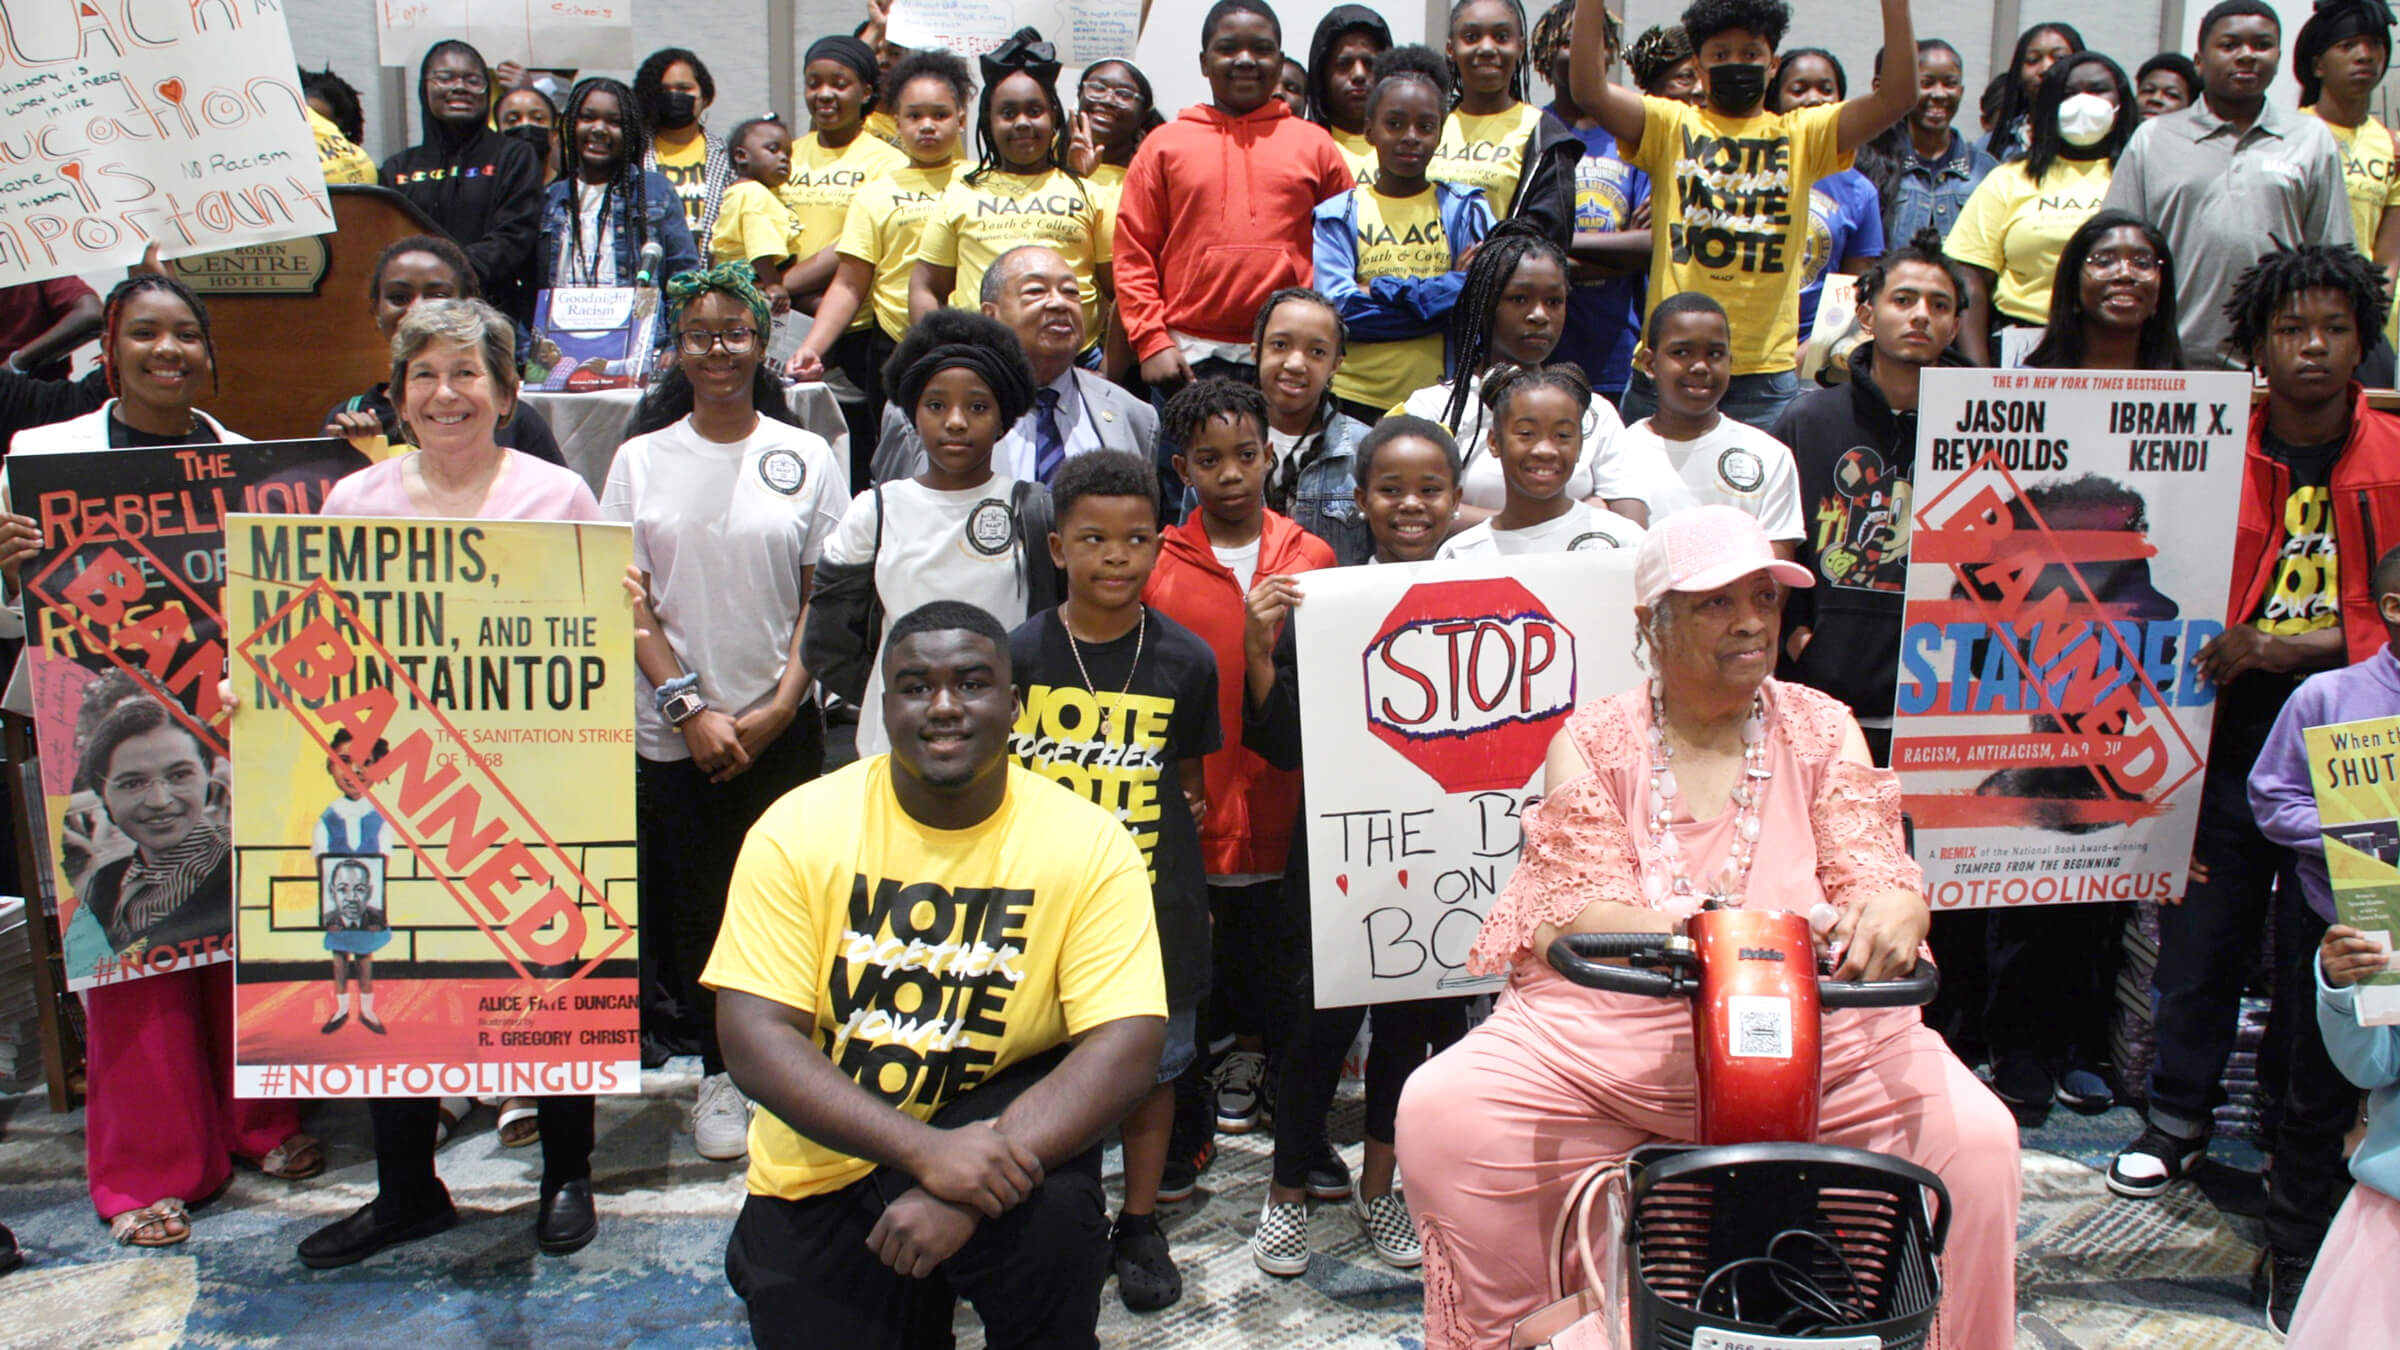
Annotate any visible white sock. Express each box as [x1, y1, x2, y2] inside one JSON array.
[[360, 992, 376, 1017]]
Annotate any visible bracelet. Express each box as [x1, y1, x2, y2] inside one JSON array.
[[653, 672, 699, 715]]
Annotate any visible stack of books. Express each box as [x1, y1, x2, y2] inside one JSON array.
[[0, 896, 42, 1093]]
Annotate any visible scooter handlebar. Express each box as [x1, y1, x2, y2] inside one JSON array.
[[1546, 932, 1683, 997], [1818, 960, 1941, 1009]]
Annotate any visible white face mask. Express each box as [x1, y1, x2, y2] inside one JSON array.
[[2058, 92, 2117, 148]]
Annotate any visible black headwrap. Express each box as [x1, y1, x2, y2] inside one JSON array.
[[806, 35, 882, 108], [2296, 0, 2396, 103], [888, 311, 1039, 437]]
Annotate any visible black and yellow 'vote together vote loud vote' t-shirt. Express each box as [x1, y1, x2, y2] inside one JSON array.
[[2256, 431, 2344, 637], [1630, 98, 1845, 376], [1010, 607, 1220, 1011], [702, 759, 1166, 1201]]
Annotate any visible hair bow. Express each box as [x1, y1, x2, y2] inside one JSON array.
[[981, 28, 1061, 86]]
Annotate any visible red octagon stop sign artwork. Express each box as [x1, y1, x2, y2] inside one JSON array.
[[1362, 577, 1577, 794]]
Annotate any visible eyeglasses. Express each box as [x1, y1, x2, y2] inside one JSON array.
[[2085, 250, 2162, 277], [428, 71, 490, 92], [677, 327, 759, 355], [1079, 79, 1143, 108]]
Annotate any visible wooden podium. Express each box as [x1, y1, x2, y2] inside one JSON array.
[[176, 185, 443, 441]]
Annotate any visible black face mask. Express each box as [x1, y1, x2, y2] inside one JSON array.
[[651, 90, 699, 129], [503, 123, 552, 161], [1706, 62, 1769, 114]]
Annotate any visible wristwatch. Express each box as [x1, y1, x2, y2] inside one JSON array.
[[656, 673, 704, 726]]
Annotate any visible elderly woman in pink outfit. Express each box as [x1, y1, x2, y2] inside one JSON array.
[[1394, 506, 2021, 1350]]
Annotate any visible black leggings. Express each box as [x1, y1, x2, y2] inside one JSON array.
[[1270, 997, 1468, 1189]]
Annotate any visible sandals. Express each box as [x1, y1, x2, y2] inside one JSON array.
[[435, 1097, 472, 1150], [497, 1097, 541, 1148], [109, 1197, 189, 1247], [256, 1133, 325, 1181]]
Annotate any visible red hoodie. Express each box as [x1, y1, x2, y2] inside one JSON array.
[[1114, 100, 1354, 362], [1143, 509, 1337, 876], [2231, 385, 2400, 665]]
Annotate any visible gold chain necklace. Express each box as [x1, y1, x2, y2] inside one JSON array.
[[1064, 606, 1144, 741]]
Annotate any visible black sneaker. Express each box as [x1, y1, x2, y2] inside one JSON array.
[[1110, 1212, 1183, 1312], [2254, 1249, 2311, 1338], [1306, 1149, 1354, 1202], [1157, 1134, 1214, 1204], [2106, 1123, 2206, 1199], [1989, 1052, 2055, 1127]]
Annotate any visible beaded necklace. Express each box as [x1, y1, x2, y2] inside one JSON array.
[[1643, 683, 1772, 908]]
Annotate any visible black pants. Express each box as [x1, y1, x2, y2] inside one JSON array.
[[369, 1094, 594, 1204], [1984, 902, 2126, 1064], [829, 326, 895, 494], [2148, 672, 2356, 1257], [636, 711, 824, 1073], [723, 1050, 1107, 1350], [1205, 879, 1280, 1047]]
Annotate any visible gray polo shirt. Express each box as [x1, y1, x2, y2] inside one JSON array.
[[2103, 98, 2353, 370]]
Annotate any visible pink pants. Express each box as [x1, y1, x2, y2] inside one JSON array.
[[1395, 966, 2020, 1350], [82, 961, 300, 1220]]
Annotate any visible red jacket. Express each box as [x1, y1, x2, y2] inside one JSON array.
[[1144, 509, 1336, 876], [1113, 100, 1353, 361], [2232, 386, 2400, 665]]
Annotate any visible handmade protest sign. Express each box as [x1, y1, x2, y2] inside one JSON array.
[[226, 515, 639, 1099], [886, 0, 1141, 63], [6, 440, 371, 990], [0, 1, 331, 287], [377, 1, 635, 70], [1891, 367, 2246, 908], [1295, 552, 1641, 1007], [2305, 717, 2400, 1026]]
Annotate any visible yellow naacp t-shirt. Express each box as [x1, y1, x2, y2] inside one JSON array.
[[1084, 160, 1128, 213], [652, 130, 712, 235], [864, 109, 902, 149], [310, 107, 375, 185], [710, 179, 808, 268], [1333, 127, 1378, 192], [840, 161, 958, 341], [2320, 114, 2400, 262], [914, 167, 1113, 338], [1943, 155, 2112, 327], [789, 130, 910, 330], [1434, 103, 1543, 218], [1330, 187, 1462, 411], [1629, 98, 1845, 375], [704, 758, 1165, 1201]]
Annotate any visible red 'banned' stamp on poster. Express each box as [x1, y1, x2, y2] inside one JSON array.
[[233, 578, 632, 984]]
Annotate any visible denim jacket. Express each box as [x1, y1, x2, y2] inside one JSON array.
[[1270, 405, 1377, 564], [535, 171, 702, 349], [1885, 130, 1997, 247]]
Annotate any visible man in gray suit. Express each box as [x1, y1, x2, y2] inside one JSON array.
[[871, 245, 1159, 486]]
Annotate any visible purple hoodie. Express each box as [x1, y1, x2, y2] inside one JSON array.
[[2251, 645, 2400, 921]]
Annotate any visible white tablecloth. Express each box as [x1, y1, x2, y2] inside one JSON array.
[[521, 382, 849, 497]]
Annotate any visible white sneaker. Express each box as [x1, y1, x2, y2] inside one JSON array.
[[691, 1073, 752, 1160], [1250, 1198, 1310, 1277], [1353, 1190, 1422, 1269]]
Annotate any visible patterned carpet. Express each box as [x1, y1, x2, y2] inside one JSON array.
[[0, 1063, 2288, 1349]]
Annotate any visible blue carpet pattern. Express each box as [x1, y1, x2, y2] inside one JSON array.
[[0, 1063, 2290, 1348]]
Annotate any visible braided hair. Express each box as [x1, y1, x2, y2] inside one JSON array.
[[2222, 242, 2391, 363], [100, 273, 218, 399], [1529, 0, 1615, 79], [1625, 24, 1694, 92], [560, 77, 656, 286], [1447, 0, 1531, 106], [1480, 359, 1593, 423], [1442, 219, 1570, 433], [970, 30, 1074, 185]]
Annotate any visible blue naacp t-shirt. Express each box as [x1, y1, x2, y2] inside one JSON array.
[[1551, 112, 1649, 397], [1796, 168, 1886, 338]]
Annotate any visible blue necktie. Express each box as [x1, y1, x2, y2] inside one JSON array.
[[1034, 387, 1066, 484]]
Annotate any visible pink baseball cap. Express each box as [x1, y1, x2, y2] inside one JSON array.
[[1632, 505, 1816, 607]]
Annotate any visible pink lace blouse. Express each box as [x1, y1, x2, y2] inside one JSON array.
[[1468, 678, 1922, 975]]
